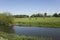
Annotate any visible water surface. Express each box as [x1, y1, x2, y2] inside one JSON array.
[[13, 26, 60, 40]]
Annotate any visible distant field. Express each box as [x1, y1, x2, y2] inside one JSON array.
[[14, 17, 60, 28]]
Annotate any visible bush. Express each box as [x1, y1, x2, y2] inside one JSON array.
[[0, 13, 14, 32], [0, 13, 13, 26]]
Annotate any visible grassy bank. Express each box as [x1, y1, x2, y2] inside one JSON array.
[[14, 17, 60, 28], [0, 32, 52, 40]]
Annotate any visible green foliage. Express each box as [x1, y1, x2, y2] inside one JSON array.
[[53, 13, 58, 17], [0, 13, 14, 32], [14, 15, 29, 18], [0, 13, 13, 27], [30, 13, 43, 17], [0, 32, 52, 40], [58, 13, 60, 17], [44, 13, 47, 17], [13, 13, 60, 18]]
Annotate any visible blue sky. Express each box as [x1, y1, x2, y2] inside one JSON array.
[[0, 0, 60, 15]]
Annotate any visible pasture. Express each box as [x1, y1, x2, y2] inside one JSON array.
[[14, 17, 60, 28]]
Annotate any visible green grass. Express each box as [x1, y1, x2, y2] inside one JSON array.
[[0, 32, 52, 40], [14, 17, 60, 28]]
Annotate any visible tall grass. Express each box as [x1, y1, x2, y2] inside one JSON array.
[[14, 17, 60, 28], [0, 32, 52, 40]]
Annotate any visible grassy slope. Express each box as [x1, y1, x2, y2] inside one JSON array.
[[14, 17, 60, 28], [0, 32, 52, 40]]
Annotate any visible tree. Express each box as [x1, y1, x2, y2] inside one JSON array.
[[58, 13, 60, 17], [30, 14, 36, 17], [44, 13, 47, 17], [0, 13, 14, 32], [0, 13, 13, 26], [53, 13, 58, 17], [14, 15, 29, 18], [30, 13, 43, 17]]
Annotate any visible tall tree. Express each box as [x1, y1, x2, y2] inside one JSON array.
[[44, 13, 47, 17]]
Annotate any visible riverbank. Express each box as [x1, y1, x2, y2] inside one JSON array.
[[14, 17, 60, 28], [0, 32, 52, 40]]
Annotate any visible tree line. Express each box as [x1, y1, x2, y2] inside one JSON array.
[[13, 13, 60, 18]]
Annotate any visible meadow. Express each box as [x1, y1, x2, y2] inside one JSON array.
[[14, 17, 60, 28]]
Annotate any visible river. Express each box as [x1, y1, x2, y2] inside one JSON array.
[[13, 26, 60, 40]]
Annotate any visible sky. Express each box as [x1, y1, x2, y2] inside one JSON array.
[[0, 0, 60, 15]]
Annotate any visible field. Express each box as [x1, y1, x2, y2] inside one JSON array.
[[14, 17, 60, 28]]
